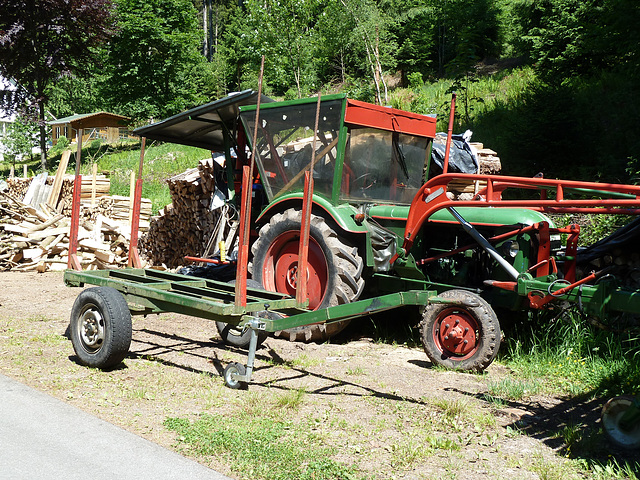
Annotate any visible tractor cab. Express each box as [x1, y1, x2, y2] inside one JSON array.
[[239, 94, 437, 206]]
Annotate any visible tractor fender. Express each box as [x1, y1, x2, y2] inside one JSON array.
[[256, 193, 369, 234]]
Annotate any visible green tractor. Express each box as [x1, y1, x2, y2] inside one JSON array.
[[211, 93, 552, 371], [136, 91, 552, 370]]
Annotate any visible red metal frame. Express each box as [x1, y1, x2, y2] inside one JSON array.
[[344, 99, 437, 138], [402, 173, 640, 254]]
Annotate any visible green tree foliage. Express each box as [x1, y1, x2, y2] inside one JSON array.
[[0, 0, 116, 169], [512, 0, 640, 83], [99, 0, 206, 120], [2, 114, 39, 167]]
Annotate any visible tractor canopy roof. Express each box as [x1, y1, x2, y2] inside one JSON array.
[[134, 92, 437, 205]]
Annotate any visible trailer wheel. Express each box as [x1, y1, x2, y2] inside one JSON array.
[[601, 396, 640, 449], [216, 280, 269, 348], [223, 362, 247, 390], [69, 287, 132, 370], [420, 290, 500, 372], [250, 208, 364, 342]]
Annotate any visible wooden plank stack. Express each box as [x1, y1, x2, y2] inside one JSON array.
[[0, 171, 153, 271], [470, 142, 502, 175], [0, 190, 135, 271], [56, 175, 111, 215], [140, 160, 223, 268]]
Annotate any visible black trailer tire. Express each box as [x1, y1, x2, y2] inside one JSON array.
[[216, 321, 269, 348], [420, 289, 500, 372], [249, 208, 364, 342], [69, 287, 132, 370], [216, 279, 269, 348], [223, 362, 248, 390]]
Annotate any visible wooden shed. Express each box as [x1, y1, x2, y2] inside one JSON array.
[[49, 112, 132, 146]]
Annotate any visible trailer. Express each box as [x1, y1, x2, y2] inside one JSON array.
[[63, 169, 640, 388], [63, 267, 458, 389]]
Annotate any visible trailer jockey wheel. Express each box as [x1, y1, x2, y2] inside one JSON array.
[[420, 289, 501, 372], [601, 396, 640, 449], [69, 287, 132, 370], [223, 363, 247, 390]]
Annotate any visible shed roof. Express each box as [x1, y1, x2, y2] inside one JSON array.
[[49, 112, 131, 129]]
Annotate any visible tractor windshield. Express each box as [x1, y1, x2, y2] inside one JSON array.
[[240, 99, 343, 201], [340, 127, 430, 204]]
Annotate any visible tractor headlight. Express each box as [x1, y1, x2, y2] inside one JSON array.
[[502, 240, 520, 258]]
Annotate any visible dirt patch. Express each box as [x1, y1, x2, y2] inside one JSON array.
[[0, 271, 635, 479]]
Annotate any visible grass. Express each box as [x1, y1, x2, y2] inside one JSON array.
[[164, 413, 362, 480], [95, 141, 208, 214], [500, 311, 640, 398]]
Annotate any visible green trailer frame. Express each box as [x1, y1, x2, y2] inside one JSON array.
[[64, 268, 456, 389]]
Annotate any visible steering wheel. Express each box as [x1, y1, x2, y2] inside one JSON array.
[[352, 172, 377, 192]]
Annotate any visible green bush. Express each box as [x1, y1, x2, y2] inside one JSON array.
[[49, 136, 70, 157]]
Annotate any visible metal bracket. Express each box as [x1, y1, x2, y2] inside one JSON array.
[[229, 317, 266, 384]]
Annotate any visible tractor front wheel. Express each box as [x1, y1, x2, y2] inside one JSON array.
[[420, 290, 500, 372], [249, 208, 364, 342]]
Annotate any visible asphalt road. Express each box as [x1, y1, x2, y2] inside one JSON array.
[[0, 374, 232, 480]]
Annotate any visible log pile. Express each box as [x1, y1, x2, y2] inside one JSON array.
[[0, 191, 135, 271], [56, 175, 111, 215], [470, 142, 502, 175], [6, 177, 32, 199], [446, 141, 502, 200], [0, 172, 153, 271], [140, 161, 225, 268]]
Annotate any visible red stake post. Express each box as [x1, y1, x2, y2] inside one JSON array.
[[296, 94, 322, 306], [235, 55, 265, 307], [128, 137, 146, 268], [68, 128, 84, 270], [442, 93, 457, 175]]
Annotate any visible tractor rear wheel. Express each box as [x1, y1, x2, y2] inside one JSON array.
[[420, 289, 500, 372], [249, 208, 364, 342]]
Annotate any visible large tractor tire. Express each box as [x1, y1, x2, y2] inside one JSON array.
[[420, 289, 501, 372], [249, 208, 364, 342]]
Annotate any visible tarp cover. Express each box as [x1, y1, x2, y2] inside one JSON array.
[[431, 131, 479, 174], [577, 216, 640, 265]]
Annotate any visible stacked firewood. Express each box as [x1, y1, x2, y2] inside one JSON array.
[[470, 142, 502, 175], [6, 177, 32, 199], [140, 161, 224, 268], [93, 195, 152, 231], [0, 191, 134, 271], [446, 142, 502, 200], [56, 175, 111, 214]]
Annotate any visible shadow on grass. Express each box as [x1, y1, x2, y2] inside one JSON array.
[[123, 326, 434, 406]]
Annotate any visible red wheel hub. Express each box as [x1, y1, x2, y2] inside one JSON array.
[[262, 232, 328, 310], [433, 308, 478, 358]]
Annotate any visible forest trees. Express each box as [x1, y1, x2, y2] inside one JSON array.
[[0, 0, 116, 169], [99, 0, 207, 120]]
